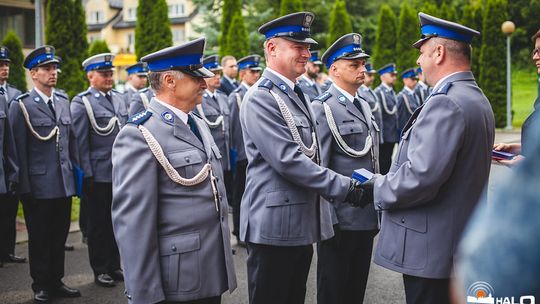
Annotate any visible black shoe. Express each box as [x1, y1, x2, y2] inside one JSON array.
[[95, 273, 116, 287], [51, 284, 81, 298], [109, 269, 124, 281], [64, 244, 75, 251], [34, 290, 50, 302], [2, 254, 26, 263]]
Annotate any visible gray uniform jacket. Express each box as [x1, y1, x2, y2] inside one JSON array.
[[239, 69, 351, 246], [358, 84, 383, 142], [296, 75, 322, 101], [4, 83, 22, 107], [397, 88, 422, 132], [123, 86, 137, 110], [312, 84, 380, 231], [194, 90, 230, 171], [228, 84, 248, 162], [71, 87, 128, 183], [374, 84, 399, 143], [9, 89, 78, 199], [0, 93, 18, 194], [111, 100, 236, 304], [373, 71, 495, 279], [414, 81, 431, 104], [128, 87, 154, 117]]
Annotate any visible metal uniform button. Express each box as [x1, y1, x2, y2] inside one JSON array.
[[185, 157, 190, 163], [401, 217, 405, 223], [171, 245, 177, 252], [285, 198, 289, 202]]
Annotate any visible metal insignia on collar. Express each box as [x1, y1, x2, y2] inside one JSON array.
[[94, 93, 100, 98], [338, 95, 346, 101], [279, 84, 287, 92], [34, 97, 40, 101], [161, 111, 174, 123]]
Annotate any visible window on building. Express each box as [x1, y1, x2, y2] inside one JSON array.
[[168, 3, 185, 17], [172, 29, 185, 44], [88, 35, 101, 43], [127, 8, 136, 21], [89, 11, 104, 24], [127, 32, 135, 53], [0, 6, 35, 48]]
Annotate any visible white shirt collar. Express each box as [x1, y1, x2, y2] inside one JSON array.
[[418, 80, 428, 89], [300, 74, 315, 86], [0, 82, 6, 92], [223, 75, 236, 85], [382, 83, 394, 91], [34, 87, 54, 104], [404, 86, 415, 94], [205, 89, 215, 98], [153, 97, 189, 125], [332, 83, 359, 103], [433, 71, 463, 93], [266, 67, 295, 91], [125, 83, 137, 92], [241, 82, 251, 90]]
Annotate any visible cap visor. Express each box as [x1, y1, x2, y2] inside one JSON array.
[[184, 66, 215, 78], [344, 52, 370, 60], [37, 58, 61, 67], [249, 66, 263, 71], [0, 59, 11, 63], [412, 37, 430, 49], [282, 36, 318, 45], [312, 60, 323, 65]]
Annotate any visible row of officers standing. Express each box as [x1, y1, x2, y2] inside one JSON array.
[[0, 9, 495, 304]]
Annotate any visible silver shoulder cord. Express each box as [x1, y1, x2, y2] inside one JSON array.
[[140, 92, 150, 109], [196, 104, 224, 131], [370, 100, 380, 113], [402, 93, 415, 115], [138, 124, 220, 212], [380, 91, 397, 115], [269, 90, 317, 159], [81, 96, 121, 136], [322, 102, 373, 158], [235, 92, 242, 109], [18, 101, 60, 150]]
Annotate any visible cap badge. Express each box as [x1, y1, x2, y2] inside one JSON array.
[[304, 15, 313, 27]]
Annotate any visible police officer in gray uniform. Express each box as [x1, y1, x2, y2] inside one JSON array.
[[123, 62, 149, 109], [396, 68, 422, 133], [9, 46, 81, 302], [0, 45, 26, 265], [240, 12, 369, 304], [128, 87, 154, 116], [414, 67, 431, 103], [71, 53, 126, 287], [312, 33, 380, 304], [0, 46, 22, 106], [194, 55, 232, 200], [296, 50, 322, 101], [355, 13, 495, 304], [0, 90, 18, 269], [374, 63, 399, 174], [358, 62, 383, 142], [111, 37, 237, 304], [228, 54, 262, 245]]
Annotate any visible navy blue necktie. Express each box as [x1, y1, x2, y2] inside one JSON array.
[[187, 114, 202, 143], [0, 87, 5, 95], [47, 99, 56, 120]]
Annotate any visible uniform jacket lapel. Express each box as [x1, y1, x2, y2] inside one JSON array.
[[54, 94, 64, 123], [30, 89, 56, 120], [330, 85, 368, 126], [263, 70, 313, 123], [90, 87, 115, 112]]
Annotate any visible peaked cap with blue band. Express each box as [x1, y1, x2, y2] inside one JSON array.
[[309, 51, 322, 65], [413, 12, 480, 49], [23, 45, 60, 70], [126, 62, 148, 75], [141, 37, 214, 78], [258, 12, 318, 45], [365, 62, 377, 74], [0, 46, 10, 62], [202, 55, 222, 71], [82, 53, 115, 72], [322, 33, 369, 69], [238, 54, 262, 71], [401, 68, 417, 79], [377, 63, 397, 75], [416, 67, 423, 74]]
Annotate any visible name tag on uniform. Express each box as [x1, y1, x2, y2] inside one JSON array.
[[352, 168, 373, 183], [492, 150, 515, 160]]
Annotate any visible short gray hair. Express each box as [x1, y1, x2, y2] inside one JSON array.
[[431, 37, 472, 63], [148, 70, 184, 92]]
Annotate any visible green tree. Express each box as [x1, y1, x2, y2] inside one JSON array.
[[280, 0, 303, 15], [219, 0, 241, 57], [438, 0, 458, 22], [327, 0, 353, 48], [419, 2, 438, 16], [1, 31, 27, 92], [88, 40, 111, 56], [225, 13, 250, 58], [135, 0, 172, 60], [396, 1, 419, 76], [479, 0, 508, 127], [461, 2, 483, 77], [372, 5, 398, 72]]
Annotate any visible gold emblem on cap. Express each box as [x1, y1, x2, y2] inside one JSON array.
[[304, 14, 313, 27], [353, 34, 360, 44], [45, 46, 52, 53]]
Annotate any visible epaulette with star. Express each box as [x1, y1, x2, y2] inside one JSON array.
[[431, 82, 453, 96], [314, 91, 332, 102], [139, 87, 150, 93], [127, 110, 152, 125], [77, 89, 91, 97], [14, 92, 29, 101], [54, 90, 69, 100], [258, 78, 273, 90]]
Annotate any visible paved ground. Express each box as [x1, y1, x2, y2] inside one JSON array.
[[0, 131, 520, 304]]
